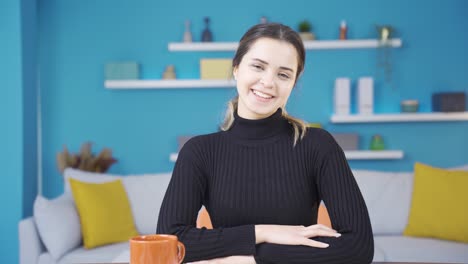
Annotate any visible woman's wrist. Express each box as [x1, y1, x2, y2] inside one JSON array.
[[254, 225, 266, 244]]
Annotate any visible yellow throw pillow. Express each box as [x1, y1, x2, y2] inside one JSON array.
[[69, 178, 138, 249], [403, 162, 468, 243]]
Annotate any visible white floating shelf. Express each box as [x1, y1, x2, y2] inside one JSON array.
[[304, 39, 402, 49], [169, 42, 239, 51], [105, 79, 236, 89], [331, 112, 468, 123], [170, 150, 403, 162], [344, 150, 404, 160], [168, 39, 402, 51]]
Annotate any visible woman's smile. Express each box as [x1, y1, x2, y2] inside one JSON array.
[[251, 89, 275, 102]]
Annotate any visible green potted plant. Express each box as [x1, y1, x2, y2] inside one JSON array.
[[298, 20, 315, 41]]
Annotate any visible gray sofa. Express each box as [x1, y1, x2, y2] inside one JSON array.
[[19, 167, 468, 263], [353, 168, 468, 263]]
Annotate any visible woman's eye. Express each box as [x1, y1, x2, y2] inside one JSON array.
[[279, 73, 290, 79], [251, 64, 263, 70]]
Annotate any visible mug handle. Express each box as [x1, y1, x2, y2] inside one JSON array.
[[177, 241, 186, 264]]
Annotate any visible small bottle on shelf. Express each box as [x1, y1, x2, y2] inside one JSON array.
[[201, 17, 213, 42], [183, 20, 193, 43], [339, 20, 347, 40]]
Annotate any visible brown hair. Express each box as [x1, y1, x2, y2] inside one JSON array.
[[221, 23, 308, 145]]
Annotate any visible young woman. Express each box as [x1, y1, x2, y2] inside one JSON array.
[[157, 23, 374, 264]]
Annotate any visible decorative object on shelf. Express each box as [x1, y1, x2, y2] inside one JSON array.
[[331, 133, 359, 150], [297, 20, 315, 41], [401, 100, 419, 113], [339, 20, 347, 40], [370, 134, 386, 150], [307, 123, 322, 128], [334, 77, 351, 115], [377, 25, 394, 42], [376, 25, 396, 83], [162, 65, 176, 79], [260, 16, 268, 24], [432, 92, 466, 112], [357, 77, 374, 115], [201, 17, 213, 42], [200, 58, 232, 79], [183, 20, 193, 43], [105, 62, 139, 80], [56, 142, 117, 174]]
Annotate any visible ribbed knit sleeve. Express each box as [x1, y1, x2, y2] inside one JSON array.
[[156, 139, 256, 263], [254, 133, 374, 264]]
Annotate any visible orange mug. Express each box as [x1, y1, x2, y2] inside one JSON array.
[[130, 234, 185, 264]]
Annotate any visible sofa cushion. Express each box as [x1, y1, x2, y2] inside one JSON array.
[[122, 173, 172, 235], [38, 252, 55, 264], [404, 162, 468, 243], [58, 242, 129, 264], [352, 169, 413, 235], [33, 194, 82, 260], [63, 168, 172, 235], [69, 178, 138, 249], [375, 236, 468, 263]]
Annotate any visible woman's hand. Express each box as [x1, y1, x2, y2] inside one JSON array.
[[255, 224, 341, 248], [188, 255, 256, 264]]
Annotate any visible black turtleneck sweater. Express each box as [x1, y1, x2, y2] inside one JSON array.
[[156, 109, 374, 264]]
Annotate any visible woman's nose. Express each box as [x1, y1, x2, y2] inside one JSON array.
[[260, 72, 275, 88]]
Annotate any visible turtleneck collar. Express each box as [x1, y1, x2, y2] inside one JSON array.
[[228, 108, 291, 141]]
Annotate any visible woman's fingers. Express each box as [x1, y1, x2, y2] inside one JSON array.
[[308, 224, 337, 233], [302, 224, 340, 237], [304, 229, 341, 238], [303, 227, 341, 238], [300, 238, 329, 248], [256, 224, 341, 248]]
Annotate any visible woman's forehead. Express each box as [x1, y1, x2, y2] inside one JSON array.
[[243, 38, 298, 71]]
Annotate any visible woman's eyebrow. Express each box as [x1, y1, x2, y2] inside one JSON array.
[[252, 58, 294, 73]]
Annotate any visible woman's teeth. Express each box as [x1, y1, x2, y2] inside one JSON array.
[[252, 89, 273, 99]]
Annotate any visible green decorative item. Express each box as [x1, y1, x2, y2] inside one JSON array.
[[376, 25, 394, 42], [298, 20, 311, 32], [307, 123, 322, 128], [297, 20, 315, 41], [370, 134, 385, 150], [376, 25, 396, 84]]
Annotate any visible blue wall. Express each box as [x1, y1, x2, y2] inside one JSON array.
[[0, 0, 23, 263], [0, 0, 37, 262], [38, 0, 468, 198], [0, 0, 23, 262]]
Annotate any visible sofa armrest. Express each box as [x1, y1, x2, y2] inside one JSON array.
[[19, 217, 45, 264]]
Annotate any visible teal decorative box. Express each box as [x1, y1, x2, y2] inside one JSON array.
[[105, 62, 140, 80]]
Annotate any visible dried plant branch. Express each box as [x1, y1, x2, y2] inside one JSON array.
[[56, 142, 117, 174]]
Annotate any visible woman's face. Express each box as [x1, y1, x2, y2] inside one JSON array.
[[233, 38, 298, 120]]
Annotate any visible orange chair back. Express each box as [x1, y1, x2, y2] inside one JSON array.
[[196, 204, 331, 229]]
